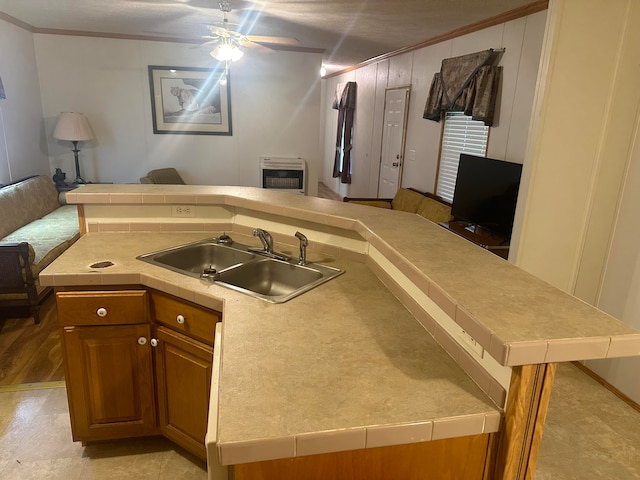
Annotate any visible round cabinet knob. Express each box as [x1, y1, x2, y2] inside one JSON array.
[[96, 307, 108, 317], [150, 338, 159, 347], [137, 337, 147, 345], [176, 314, 185, 324]]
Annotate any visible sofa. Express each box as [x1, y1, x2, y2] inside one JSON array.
[[344, 187, 453, 224], [0, 176, 80, 323]]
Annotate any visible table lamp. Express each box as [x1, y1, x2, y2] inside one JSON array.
[[53, 112, 94, 184]]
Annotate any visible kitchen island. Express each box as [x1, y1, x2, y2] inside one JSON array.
[[40, 184, 640, 480]]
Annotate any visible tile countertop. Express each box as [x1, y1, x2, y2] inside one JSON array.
[[39, 231, 501, 465], [41, 184, 640, 464], [60, 184, 640, 367]]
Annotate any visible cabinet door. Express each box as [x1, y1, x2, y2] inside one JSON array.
[[154, 325, 214, 460], [62, 324, 158, 442]]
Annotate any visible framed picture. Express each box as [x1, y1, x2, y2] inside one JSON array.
[[148, 65, 232, 135]]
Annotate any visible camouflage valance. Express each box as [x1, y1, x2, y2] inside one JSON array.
[[423, 49, 501, 126]]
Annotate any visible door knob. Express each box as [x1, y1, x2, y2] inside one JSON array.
[[150, 338, 159, 347], [392, 162, 401, 167], [396, 154, 401, 159], [137, 337, 147, 346]]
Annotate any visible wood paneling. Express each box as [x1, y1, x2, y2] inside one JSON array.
[[234, 434, 492, 480]]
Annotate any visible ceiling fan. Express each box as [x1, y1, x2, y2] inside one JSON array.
[[202, 0, 298, 62]]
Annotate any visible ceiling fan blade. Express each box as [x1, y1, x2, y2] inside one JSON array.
[[241, 41, 278, 54], [246, 35, 299, 46], [199, 39, 220, 46]]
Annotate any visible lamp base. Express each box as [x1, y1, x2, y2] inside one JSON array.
[[71, 141, 86, 184]]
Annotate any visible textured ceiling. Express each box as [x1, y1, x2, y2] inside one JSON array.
[[0, 0, 540, 69]]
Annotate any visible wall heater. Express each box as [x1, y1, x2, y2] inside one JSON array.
[[260, 157, 306, 195]]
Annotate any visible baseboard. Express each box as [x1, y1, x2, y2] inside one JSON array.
[[572, 361, 640, 414]]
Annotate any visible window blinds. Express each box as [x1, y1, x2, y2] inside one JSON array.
[[436, 112, 489, 203]]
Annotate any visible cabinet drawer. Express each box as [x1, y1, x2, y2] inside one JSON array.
[[150, 292, 219, 345], [57, 290, 148, 326]]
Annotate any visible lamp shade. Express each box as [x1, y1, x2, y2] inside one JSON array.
[[53, 112, 94, 142]]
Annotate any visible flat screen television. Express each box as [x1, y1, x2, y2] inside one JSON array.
[[451, 154, 523, 237]]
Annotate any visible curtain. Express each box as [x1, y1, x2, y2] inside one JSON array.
[[332, 81, 357, 184], [423, 50, 501, 126]]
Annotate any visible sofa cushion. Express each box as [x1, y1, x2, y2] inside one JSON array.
[[0, 176, 60, 238], [346, 200, 392, 209], [416, 197, 453, 224], [391, 188, 426, 213], [1, 205, 80, 275]]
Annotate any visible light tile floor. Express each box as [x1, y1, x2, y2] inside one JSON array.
[[536, 363, 640, 479], [0, 383, 207, 480], [0, 364, 638, 479]]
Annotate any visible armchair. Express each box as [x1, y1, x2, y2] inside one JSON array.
[[140, 168, 186, 185]]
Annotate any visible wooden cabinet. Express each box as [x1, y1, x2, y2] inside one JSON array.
[[61, 323, 158, 442], [154, 325, 213, 459], [57, 288, 220, 460], [149, 291, 218, 459], [57, 290, 158, 442]]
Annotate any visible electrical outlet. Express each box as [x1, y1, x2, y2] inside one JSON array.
[[172, 205, 195, 217], [459, 330, 484, 359]]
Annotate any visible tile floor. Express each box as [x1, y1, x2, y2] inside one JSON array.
[[0, 363, 638, 479], [536, 363, 640, 479], [0, 383, 207, 480]]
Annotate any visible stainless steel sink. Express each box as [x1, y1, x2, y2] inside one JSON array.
[[216, 258, 342, 303], [137, 237, 344, 303], [137, 241, 256, 277]]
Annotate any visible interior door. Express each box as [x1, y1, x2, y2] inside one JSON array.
[[377, 87, 410, 198]]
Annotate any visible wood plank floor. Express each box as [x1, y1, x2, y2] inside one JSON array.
[[317, 182, 343, 201], [0, 294, 64, 386]]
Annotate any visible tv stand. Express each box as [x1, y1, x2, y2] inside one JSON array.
[[439, 221, 510, 259]]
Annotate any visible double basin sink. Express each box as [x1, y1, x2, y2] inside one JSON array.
[[137, 236, 344, 303]]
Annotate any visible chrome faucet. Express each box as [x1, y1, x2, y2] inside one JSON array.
[[252, 228, 274, 254], [295, 231, 308, 265], [249, 228, 290, 261]]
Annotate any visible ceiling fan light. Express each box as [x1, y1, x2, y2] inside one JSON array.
[[210, 43, 244, 62], [230, 47, 244, 62]]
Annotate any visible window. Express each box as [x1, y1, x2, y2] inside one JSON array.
[[435, 112, 489, 203]]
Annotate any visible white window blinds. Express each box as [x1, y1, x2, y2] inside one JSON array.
[[436, 112, 489, 203]]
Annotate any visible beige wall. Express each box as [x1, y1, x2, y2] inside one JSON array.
[[0, 18, 50, 183], [515, 0, 640, 296], [587, 117, 640, 404], [515, 0, 640, 402], [33, 35, 322, 194], [319, 10, 547, 199]]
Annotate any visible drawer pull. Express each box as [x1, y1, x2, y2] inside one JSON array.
[[150, 338, 159, 347], [96, 307, 108, 317], [176, 314, 185, 324], [137, 337, 147, 345]]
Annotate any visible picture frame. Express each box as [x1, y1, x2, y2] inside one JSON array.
[[148, 65, 231, 135]]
